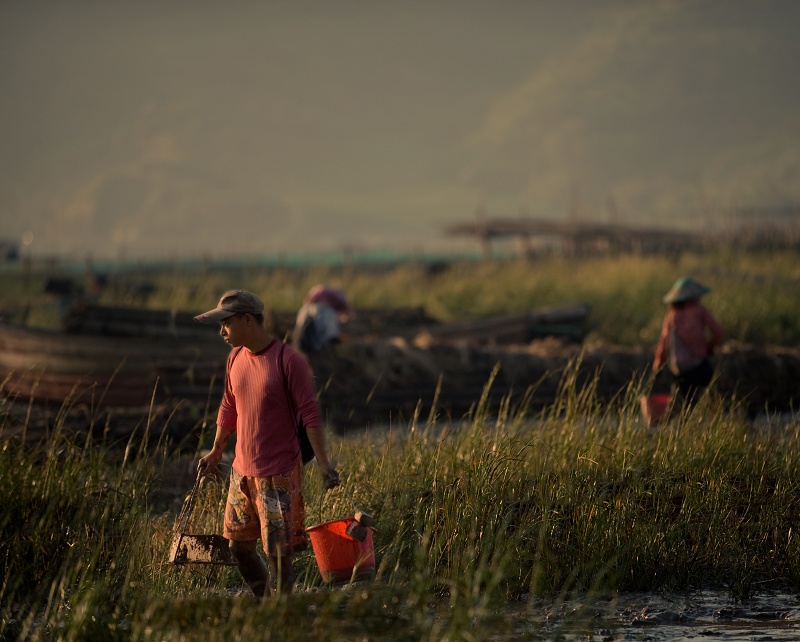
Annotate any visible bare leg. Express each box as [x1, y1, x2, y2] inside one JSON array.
[[268, 554, 294, 594], [230, 540, 270, 598]]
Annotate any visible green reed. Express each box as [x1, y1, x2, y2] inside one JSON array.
[[0, 410, 152, 640], [2, 368, 800, 640], [316, 366, 800, 605]]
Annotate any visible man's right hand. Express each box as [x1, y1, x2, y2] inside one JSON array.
[[197, 451, 222, 477]]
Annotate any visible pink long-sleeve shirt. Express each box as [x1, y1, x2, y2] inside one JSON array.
[[653, 300, 724, 371], [217, 340, 321, 477]]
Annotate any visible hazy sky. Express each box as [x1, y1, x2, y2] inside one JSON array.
[[2, 0, 799, 260]]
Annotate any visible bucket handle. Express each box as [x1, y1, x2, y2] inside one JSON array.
[[320, 476, 378, 531]]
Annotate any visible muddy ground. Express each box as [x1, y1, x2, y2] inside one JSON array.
[[275, 305, 798, 429], [309, 335, 800, 431]]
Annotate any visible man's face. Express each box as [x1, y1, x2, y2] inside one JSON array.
[[219, 313, 247, 346]]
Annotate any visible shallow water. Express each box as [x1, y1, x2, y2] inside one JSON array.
[[502, 590, 800, 641]]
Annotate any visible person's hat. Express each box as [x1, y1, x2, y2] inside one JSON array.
[[194, 289, 264, 323], [662, 277, 710, 304], [306, 284, 352, 315]]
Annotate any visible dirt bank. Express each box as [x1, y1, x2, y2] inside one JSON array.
[[3, 322, 797, 444], [311, 338, 800, 430]]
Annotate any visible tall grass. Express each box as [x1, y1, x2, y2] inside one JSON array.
[[3, 370, 800, 641], [348, 372, 800, 602], [1, 246, 798, 640], [0, 412, 153, 640]]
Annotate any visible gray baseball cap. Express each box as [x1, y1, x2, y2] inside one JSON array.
[[194, 289, 264, 323]]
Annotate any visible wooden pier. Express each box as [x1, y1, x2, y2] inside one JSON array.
[[444, 217, 702, 259]]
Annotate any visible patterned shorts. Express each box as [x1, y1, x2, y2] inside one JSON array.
[[223, 464, 307, 555]]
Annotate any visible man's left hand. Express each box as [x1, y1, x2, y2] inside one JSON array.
[[322, 466, 340, 489]]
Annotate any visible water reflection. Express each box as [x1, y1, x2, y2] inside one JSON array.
[[506, 590, 800, 641]]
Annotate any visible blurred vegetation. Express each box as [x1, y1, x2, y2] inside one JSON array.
[[1, 247, 799, 347]]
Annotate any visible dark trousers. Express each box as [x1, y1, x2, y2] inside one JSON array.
[[674, 358, 714, 407]]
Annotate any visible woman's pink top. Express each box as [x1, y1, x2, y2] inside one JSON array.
[[653, 300, 724, 371]]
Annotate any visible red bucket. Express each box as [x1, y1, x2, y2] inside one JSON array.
[[640, 393, 671, 425], [306, 517, 375, 583]]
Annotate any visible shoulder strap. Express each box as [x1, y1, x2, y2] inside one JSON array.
[[278, 342, 299, 428], [224, 346, 244, 387], [229, 345, 244, 367], [279, 342, 306, 463]]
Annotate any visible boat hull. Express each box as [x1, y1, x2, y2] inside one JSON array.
[[0, 322, 230, 407]]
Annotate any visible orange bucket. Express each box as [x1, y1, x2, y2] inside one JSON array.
[[306, 517, 375, 583], [640, 393, 671, 425]]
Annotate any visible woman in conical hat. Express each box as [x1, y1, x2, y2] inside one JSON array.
[[653, 277, 724, 406]]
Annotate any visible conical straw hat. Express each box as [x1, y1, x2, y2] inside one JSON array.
[[663, 277, 711, 304]]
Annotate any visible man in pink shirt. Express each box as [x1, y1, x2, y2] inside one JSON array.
[[653, 277, 724, 406], [195, 289, 339, 597]]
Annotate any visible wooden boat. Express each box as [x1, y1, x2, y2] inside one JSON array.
[[0, 308, 231, 408], [0, 303, 440, 409], [275, 303, 590, 346], [411, 302, 590, 346], [0, 300, 590, 411]]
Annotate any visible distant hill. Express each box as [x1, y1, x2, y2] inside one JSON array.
[[2, 1, 799, 261]]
